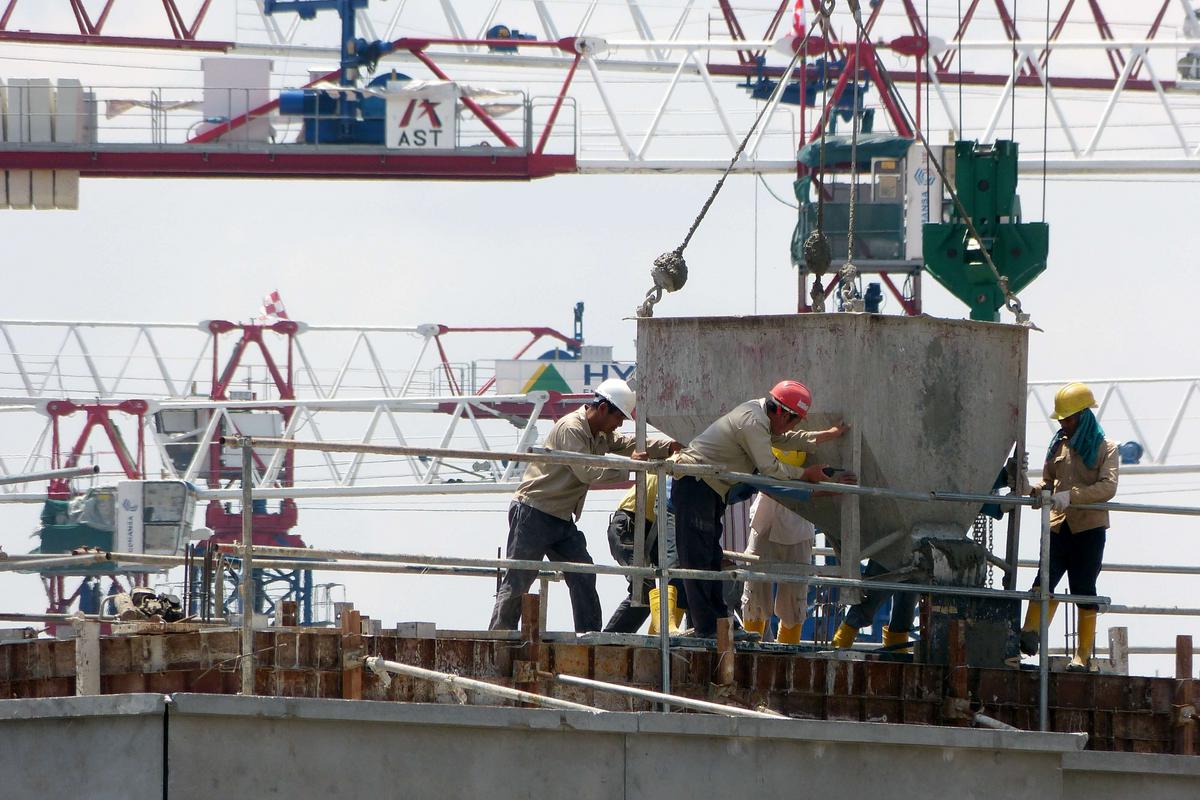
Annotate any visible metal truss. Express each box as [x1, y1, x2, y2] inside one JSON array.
[[0, 318, 580, 401], [0, 317, 597, 497], [4, 1, 1200, 178], [1028, 377, 1200, 468]]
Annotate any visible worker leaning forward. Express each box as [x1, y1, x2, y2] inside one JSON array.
[[602, 472, 689, 635], [671, 380, 853, 640], [488, 378, 680, 633], [1020, 381, 1119, 672]]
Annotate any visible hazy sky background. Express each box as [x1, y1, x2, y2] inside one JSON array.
[[0, 1, 1197, 676]]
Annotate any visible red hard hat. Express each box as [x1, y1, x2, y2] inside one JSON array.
[[769, 380, 812, 417]]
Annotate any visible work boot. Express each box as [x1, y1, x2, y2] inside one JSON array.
[[742, 618, 768, 638], [832, 622, 858, 649], [1066, 607, 1097, 672], [881, 625, 911, 654], [648, 586, 680, 635], [1020, 598, 1060, 656], [776, 622, 803, 645]]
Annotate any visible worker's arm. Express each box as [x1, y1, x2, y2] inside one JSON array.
[[561, 428, 631, 485], [1070, 443, 1120, 505], [608, 432, 680, 461], [795, 420, 851, 446], [745, 422, 811, 482]]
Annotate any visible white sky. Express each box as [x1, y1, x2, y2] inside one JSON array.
[[0, 1, 1197, 677]]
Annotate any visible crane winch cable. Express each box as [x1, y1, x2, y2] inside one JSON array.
[[635, 0, 835, 318], [842, 2, 1038, 328], [838, 0, 866, 313], [803, 11, 835, 313]]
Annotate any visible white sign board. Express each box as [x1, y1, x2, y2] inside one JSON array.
[[116, 481, 144, 554], [494, 360, 637, 396], [386, 83, 458, 149], [904, 141, 943, 260]]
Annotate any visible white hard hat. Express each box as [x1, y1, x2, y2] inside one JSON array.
[[594, 378, 636, 419]]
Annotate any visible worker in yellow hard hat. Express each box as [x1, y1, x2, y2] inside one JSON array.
[[1020, 382, 1120, 672], [602, 473, 688, 635], [740, 436, 847, 645]]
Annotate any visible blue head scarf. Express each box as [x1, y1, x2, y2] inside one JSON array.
[[1046, 408, 1105, 469]]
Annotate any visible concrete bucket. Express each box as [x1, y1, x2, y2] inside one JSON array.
[[636, 314, 1028, 572]]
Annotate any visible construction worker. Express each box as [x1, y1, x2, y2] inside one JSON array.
[[1020, 382, 1119, 672], [488, 378, 680, 632], [741, 448, 844, 644], [601, 472, 687, 634], [671, 380, 854, 640], [831, 562, 918, 652]]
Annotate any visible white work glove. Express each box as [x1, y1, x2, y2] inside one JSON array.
[[1050, 490, 1071, 512]]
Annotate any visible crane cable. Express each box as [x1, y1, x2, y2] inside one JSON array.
[[843, 3, 1037, 328], [803, 6, 835, 313], [636, 0, 835, 318], [838, 0, 866, 312]]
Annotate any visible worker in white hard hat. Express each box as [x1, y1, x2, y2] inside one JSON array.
[[670, 380, 856, 640], [1020, 381, 1119, 672], [489, 378, 681, 632]]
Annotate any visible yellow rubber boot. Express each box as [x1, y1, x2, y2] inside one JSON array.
[[742, 618, 768, 638], [1068, 608, 1097, 672], [1019, 599, 1060, 656], [832, 622, 858, 649], [882, 625, 912, 654], [671, 604, 686, 630], [648, 585, 680, 635], [777, 622, 803, 645]]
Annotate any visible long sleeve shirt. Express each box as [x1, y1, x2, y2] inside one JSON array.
[[1032, 437, 1119, 533], [514, 406, 675, 521], [672, 399, 819, 498]]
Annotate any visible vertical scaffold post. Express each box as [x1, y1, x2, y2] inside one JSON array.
[[633, 410, 648, 607], [240, 438, 256, 696], [1038, 489, 1052, 732], [654, 464, 671, 710]]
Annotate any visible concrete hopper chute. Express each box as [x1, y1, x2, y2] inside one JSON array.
[[636, 313, 1028, 572]]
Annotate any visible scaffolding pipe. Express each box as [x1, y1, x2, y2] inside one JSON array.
[[1038, 490, 1052, 733], [364, 657, 604, 713], [548, 672, 785, 719], [974, 712, 1020, 731], [240, 441, 255, 696], [213, 545, 1110, 607], [0, 464, 98, 486], [230, 436, 1200, 517], [0, 553, 107, 572]]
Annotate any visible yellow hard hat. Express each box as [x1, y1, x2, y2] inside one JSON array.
[[772, 447, 807, 467], [1051, 382, 1098, 420]]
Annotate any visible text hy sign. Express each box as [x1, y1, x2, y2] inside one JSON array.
[[494, 360, 636, 395], [386, 83, 459, 149]]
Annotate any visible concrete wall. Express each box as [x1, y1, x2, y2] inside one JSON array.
[[2, 694, 1198, 799]]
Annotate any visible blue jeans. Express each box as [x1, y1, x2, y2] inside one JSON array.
[[844, 559, 918, 633]]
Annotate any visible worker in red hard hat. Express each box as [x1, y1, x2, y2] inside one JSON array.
[[489, 378, 681, 633], [670, 379, 856, 641]]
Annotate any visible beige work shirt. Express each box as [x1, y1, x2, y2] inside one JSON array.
[[1032, 437, 1119, 533], [514, 406, 674, 521], [673, 399, 818, 498]]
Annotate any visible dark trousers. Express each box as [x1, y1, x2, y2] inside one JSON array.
[[672, 476, 728, 638], [844, 559, 918, 633], [489, 501, 602, 632], [1031, 523, 1106, 610], [603, 510, 688, 633]]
